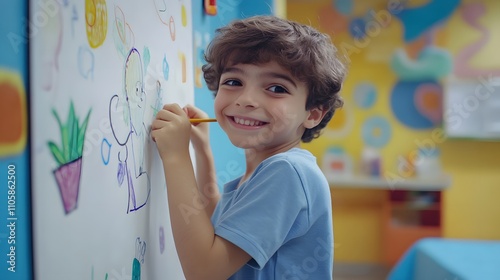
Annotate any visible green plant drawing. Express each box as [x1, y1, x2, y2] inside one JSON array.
[[48, 102, 92, 166]]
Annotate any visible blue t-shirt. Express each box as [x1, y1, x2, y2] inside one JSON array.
[[211, 148, 334, 280]]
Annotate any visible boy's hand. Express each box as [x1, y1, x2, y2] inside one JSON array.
[[183, 104, 211, 151], [152, 103, 191, 160]]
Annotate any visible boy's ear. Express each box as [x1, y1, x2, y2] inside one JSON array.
[[303, 107, 327, 129]]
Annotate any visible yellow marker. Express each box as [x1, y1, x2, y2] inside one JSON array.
[[190, 118, 217, 123]]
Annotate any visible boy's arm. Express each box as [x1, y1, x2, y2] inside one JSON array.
[[194, 143, 220, 216], [162, 152, 251, 280], [184, 104, 220, 215], [153, 104, 250, 280]]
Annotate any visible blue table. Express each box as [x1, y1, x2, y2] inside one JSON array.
[[388, 238, 500, 280]]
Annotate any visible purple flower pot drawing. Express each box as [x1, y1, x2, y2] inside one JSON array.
[[54, 157, 83, 214], [48, 102, 91, 215]]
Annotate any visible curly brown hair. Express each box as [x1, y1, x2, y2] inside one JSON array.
[[202, 15, 347, 142]]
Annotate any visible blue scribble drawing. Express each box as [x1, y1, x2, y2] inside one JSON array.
[[162, 55, 169, 81], [151, 80, 163, 117], [101, 138, 111, 165], [78, 45, 95, 80], [109, 48, 151, 213]]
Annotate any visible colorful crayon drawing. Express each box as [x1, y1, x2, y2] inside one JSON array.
[[85, 0, 108, 48], [154, 0, 170, 25], [113, 5, 135, 58], [109, 48, 151, 213], [48, 102, 91, 214]]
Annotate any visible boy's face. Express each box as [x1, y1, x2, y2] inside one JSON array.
[[214, 61, 319, 153]]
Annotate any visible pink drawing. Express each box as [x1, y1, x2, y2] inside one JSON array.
[[54, 158, 82, 214], [454, 3, 500, 78]]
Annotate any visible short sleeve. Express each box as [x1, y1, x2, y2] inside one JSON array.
[[213, 158, 309, 269]]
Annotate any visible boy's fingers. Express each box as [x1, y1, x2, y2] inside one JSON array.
[[183, 104, 208, 119], [151, 119, 165, 130], [156, 107, 182, 122], [183, 104, 195, 118], [151, 130, 158, 142], [162, 103, 185, 116], [155, 110, 170, 121]]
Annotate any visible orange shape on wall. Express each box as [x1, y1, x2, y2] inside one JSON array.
[[0, 69, 27, 157], [318, 4, 348, 35]]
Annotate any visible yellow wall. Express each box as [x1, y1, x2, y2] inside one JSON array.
[[288, 0, 500, 264], [441, 141, 500, 239]]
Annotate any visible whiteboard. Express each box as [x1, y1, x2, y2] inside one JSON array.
[[444, 76, 500, 140], [30, 0, 192, 279]]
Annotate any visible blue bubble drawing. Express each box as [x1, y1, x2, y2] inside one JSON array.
[[163, 55, 170, 80], [78, 46, 95, 80], [349, 17, 366, 40], [333, 0, 353, 15], [354, 82, 377, 109], [101, 138, 111, 165], [362, 116, 392, 149]]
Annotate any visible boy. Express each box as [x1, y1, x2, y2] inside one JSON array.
[[152, 15, 346, 279]]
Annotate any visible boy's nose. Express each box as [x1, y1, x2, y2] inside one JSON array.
[[235, 86, 258, 108]]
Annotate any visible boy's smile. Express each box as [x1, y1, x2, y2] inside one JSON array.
[[230, 116, 268, 129], [214, 61, 318, 154]]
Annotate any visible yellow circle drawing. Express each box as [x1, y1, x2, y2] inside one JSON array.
[[86, 0, 108, 48]]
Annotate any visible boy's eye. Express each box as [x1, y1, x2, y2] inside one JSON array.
[[222, 79, 242, 86], [268, 85, 288, 94]]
